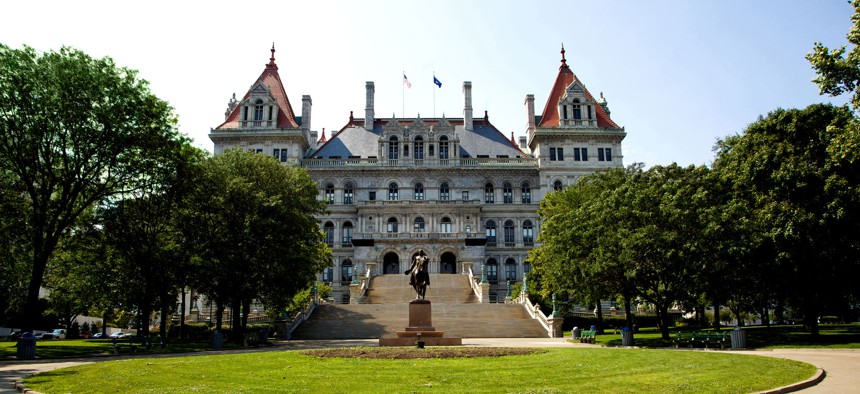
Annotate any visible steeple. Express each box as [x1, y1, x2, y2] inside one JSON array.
[[560, 43, 568, 70], [267, 43, 278, 70]]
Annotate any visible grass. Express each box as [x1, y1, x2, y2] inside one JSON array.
[[0, 338, 240, 359], [22, 347, 816, 393], [565, 323, 860, 349]]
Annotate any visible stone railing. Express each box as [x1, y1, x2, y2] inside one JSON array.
[[303, 157, 536, 169], [350, 268, 372, 304], [463, 262, 489, 303], [286, 293, 318, 339], [516, 292, 563, 338]]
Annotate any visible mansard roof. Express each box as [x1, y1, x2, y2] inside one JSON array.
[[537, 46, 619, 129], [311, 116, 527, 159], [215, 45, 300, 130]]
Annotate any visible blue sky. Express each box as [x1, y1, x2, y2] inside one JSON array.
[[1, 0, 853, 167]]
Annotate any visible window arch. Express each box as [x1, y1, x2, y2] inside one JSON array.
[[414, 217, 425, 233], [440, 182, 450, 201], [505, 258, 517, 281], [484, 183, 495, 203], [503, 182, 513, 204], [440, 217, 452, 233], [343, 183, 354, 204], [414, 183, 424, 200], [553, 180, 564, 191], [414, 136, 424, 160], [388, 136, 399, 159], [388, 182, 399, 200], [387, 217, 399, 233], [485, 258, 498, 284], [504, 220, 515, 246], [439, 136, 449, 159], [342, 221, 354, 246], [485, 220, 497, 245], [324, 183, 335, 204], [341, 259, 354, 284], [323, 221, 334, 246], [522, 220, 534, 246], [521, 182, 531, 203]]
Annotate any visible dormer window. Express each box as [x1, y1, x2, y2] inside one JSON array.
[[254, 99, 264, 121], [572, 99, 582, 120], [388, 136, 399, 160]]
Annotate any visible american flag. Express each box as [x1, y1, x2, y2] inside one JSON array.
[[403, 73, 411, 88]]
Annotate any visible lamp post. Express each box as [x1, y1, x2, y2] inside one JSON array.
[[551, 293, 560, 317], [522, 273, 529, 293], [480, 264, 488, 284]]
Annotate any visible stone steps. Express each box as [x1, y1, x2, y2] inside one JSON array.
[[365, 274, 478, 304]]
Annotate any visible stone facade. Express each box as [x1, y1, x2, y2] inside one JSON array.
[[209, 45, 626, 303]]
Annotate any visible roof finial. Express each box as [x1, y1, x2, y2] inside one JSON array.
[[268, 43, 276, 66], [560, 43, 567, 69]]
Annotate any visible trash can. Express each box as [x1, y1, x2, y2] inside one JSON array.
[[16, 332, 36, 359], [730, 326, 746, 349], [259, 328, 268, 344], [211, 330, 223, 349], [621, 327, 634, 346], [572, 327, 581, 340]]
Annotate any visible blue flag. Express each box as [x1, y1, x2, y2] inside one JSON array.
[[433, 75, 442, 88]]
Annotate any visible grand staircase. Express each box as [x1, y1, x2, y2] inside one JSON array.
[[290, 274, 547, 339]]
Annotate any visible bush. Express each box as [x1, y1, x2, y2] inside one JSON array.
[[166, 322, 211, 340]]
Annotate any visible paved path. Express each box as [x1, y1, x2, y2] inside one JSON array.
[[2, 339, 857, 393]]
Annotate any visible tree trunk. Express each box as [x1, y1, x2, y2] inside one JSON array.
[[623, 294, 634, 331], [657, 305, 671, 340], [215, 302, 224, 332], [159, 298, 169, 342], [230, 299, 242, 343], [179, 287, 186, 340], [23, 248, 51, 332], [594, 300, 604, 334]]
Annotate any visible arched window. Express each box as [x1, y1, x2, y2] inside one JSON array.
[[503, 182, 513, 204], [323, 221, 334, 246], [553, 180, 563, 191], [324, 183, 335, 204], [485, 220, 497, 246], [440, 217, 452, 233], [505, 258, 517, 281], [387, 217, 399, 233], [572, 98, 582, 120], [414, 136, 424, 160], [440, 182, 450, 201], [388, 182, 399, 200], [342, 221, 353, 246], [341, 259, 354, 283], [343, 183, 354, 204], [388, 136, 399, 159], [504, 220, 515, 246], [484, 183, 495, 204], [439, 136, 449, 159], [522, 220, 534, 246], [486, 258, 498, 284], [414, 217, 425, 233], [414, 183, 424, 200], [521, 182, 531, 203], [254, 99, 264, 121]]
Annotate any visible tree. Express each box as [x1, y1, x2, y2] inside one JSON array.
[[0, 44, 191, 331], [186, 149, 330, 342], [713, 104, 860, 337], [0, 169, 30, 325], [807, 0, 860, 111]]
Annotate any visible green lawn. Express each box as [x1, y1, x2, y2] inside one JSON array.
[[0, 338, 240, 359], [22, 347, 815, 393]]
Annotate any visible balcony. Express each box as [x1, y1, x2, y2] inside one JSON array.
[[303, 156, 536, 169]]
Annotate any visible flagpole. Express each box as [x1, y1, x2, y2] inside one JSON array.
[[433, 72, 436, 118], [402, 71, 405, 118]]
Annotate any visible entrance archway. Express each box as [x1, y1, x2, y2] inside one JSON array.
[[383, 252, 400, 274], [440, 252, 456, 274]]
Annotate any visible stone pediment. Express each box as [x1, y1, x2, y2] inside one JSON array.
[[383, 117, 404, 134], [433, 116, 454, 134], [409, 117, 430, 134]]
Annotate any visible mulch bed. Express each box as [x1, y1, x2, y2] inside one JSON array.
[[302, 347, 545, 359]]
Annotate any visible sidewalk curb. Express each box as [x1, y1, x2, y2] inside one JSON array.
[[754, 368, 825, 394]]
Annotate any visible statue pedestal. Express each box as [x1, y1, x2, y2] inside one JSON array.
[[379, 300, 462, 346]]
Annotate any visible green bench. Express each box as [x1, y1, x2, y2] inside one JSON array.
[[673, 331, 728, 349], [579, 330, 596, 344]]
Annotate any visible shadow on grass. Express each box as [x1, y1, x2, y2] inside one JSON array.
[[594, 324, 860, 349]]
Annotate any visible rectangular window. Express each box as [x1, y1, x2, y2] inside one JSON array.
[[368, 191, 376, 201], [574, 148, 580, 161], [429, 144, 435, 157], [557, 148, 564, 161], [598, 148, 612, 162], [462, 191, 469, 201], [574, 148, 588, 161], [280, 149, 287, 162], [581, 148, 588, 161], [550, 147, 557, 161]]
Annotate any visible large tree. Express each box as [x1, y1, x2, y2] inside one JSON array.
[[0, 44, 190, 331], [713, 104, 860, 337], [187, 149, 330, 342]]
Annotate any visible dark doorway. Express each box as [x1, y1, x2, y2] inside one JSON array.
[[383, 252, 400, 274], [439, 252, 456, 274]]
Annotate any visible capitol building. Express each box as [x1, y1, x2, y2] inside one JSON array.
[[209, 46, 626, 303]]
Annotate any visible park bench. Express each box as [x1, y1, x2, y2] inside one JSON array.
[[674, 331, 729, 349], [112, 336, 165, 354], [579, 330, 596, 344]]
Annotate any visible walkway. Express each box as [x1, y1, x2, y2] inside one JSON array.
[[2, 339, 857, 393]]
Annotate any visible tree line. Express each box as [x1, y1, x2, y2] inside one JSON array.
[[0, 44, 330, 343]]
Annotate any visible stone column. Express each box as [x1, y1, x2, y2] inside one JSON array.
[[463, 82, 473, 131], [349, 282, 361, 304], [548, 316, 564, 338], [365, 82, 375, 130]]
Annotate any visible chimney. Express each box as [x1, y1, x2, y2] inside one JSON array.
[[525, 94, 536, 133], [365, 81, 375, 130], [301, 95, 312, 135], [463, 81, 473, 130]]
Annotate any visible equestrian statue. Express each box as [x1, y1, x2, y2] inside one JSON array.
[[405, 250, 430, 300]]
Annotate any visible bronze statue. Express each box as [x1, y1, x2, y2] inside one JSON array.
[[405, 250, 430, 300]]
